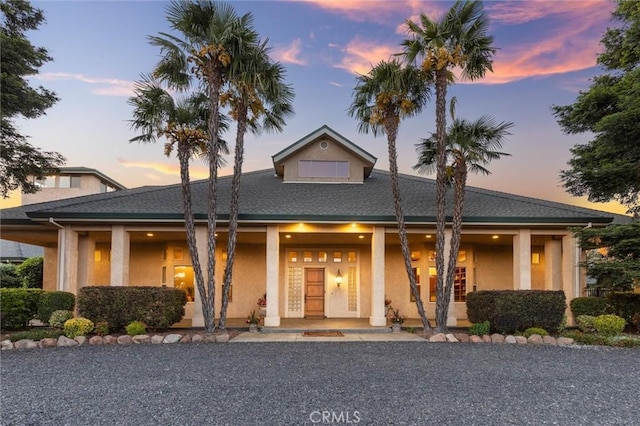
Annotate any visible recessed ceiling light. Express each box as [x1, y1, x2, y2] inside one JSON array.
[[358, 235, 364, 239], [425, 235, 432, 239], [285, 234, 292, 239], [146, 233, 154, 237], [492, 235, 499, 239]]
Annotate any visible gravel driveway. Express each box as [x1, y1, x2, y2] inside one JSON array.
[[1, 342, 638, 425]]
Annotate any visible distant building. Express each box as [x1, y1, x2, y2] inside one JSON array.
[[1, 167, 126, 263]]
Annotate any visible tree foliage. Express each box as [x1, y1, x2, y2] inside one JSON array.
[[574, 222, 640, 290], [553, 0, 640, 216], [0, 0, 65, 197]]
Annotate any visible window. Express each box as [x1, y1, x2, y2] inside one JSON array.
[[410, 267, 421, 302], [318, 251, 327, 262], [347, 251, 357, 263], [59, 176, 71, 188], [289, 251, 298, 263], [333, 251, 342, 263], [429, 266, 466, 302], [303, 251, 313, 262], [70, 176, 81, 188], [298, 160, 349, 178]]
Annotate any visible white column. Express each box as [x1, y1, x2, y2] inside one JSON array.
[[264, 225, 280, 327], [562, 235, 580, 325], [77, 235, 95, 289], [61, 228, 79, 294], [191, 226, 208, 327], [110, 225, 130, 287], [444, 228, 457, 327], [513, 229, 532, 290], [544, 238, 562, 290], [370, 226, 386, 326]]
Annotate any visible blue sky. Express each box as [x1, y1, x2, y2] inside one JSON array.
[[7, 0, 625, 214]]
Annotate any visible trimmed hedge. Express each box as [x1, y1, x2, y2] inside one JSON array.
[[78, 286, 186, 331], [0, 288, 44, 329], [16, 257, 44, 288], [570, 297, 609, 317], [606, 292, 640, 329], [37, 291, 75, 323], [466, 290, 566, 334]]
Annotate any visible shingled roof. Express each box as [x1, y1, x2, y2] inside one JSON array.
[[1, 168, 619, 226]]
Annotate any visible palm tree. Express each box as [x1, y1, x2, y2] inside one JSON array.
[[128, 76, 229, 328], [217, 40, 294, 328], [414, 115, 513, 329], [149, 1, 259, 332], [402, 0, 496, 332], [349, 59, 432, 331]]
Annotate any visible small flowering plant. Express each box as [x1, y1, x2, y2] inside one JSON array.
[[246, 310, 260, 325], [257, 293, 267, 307], [388, 308, 405, 324]]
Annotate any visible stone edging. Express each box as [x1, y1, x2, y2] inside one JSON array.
[[426, 332, 575, 346], [1, 332, 230, 350]]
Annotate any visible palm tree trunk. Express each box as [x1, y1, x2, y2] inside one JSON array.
[[434, 69, 449, 333], [443, 165, 467, 327], [219, 106, 247, 328], [204, 69, 223, 333], [177, 143, 208, 324], [384, 117, 431, 331]]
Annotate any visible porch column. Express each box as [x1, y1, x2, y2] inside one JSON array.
[[264, 225, 280, 327], [513, 229, 532, 290], [60, 228, 79, 294], [445, 228, 457, 328], [370, 226, 386, 326], [562, 235, 580, 324], [110, 225, 130, 286], [77, 235, 95, 289], [544, 238, 562, 290], [192, 226, 208, 327]]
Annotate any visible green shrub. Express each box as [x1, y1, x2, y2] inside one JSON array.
[[125, 320, 147, 336], [8, 328, 63, 342], [63, 317, 94, 338], [570, 297, 609, 318], [468, 321, 490, 336], [78, 286, 186, 331], [94, 321, 109, 336], [606, 293, 640, 330], [523, 327, 549, 338], [49, 310, 74, 329], [16, 257, 43, 289], [0, 263, 22, 288], [0, 288, 43, 329], [466, 290, 566, 334], [593, 314, 626, 336], [576, 315, 596, 333], [37, 291, 75, 323]]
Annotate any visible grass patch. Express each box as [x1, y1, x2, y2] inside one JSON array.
[[562, 330, 640, 348], [7, 328, 64, 342]]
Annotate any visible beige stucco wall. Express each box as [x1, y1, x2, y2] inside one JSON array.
[[130, 243, 163, 286], [221, 243, 266, 318], [43, 247, 58, 291], [93, 244, 111, 285], [22, 175, 106, 205], [531, 245, 546, 290], [475, 244, 513, 290], [281, 138, 367, 183]]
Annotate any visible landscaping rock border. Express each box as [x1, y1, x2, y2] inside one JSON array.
[[1, 332, 231, 350], [427, 332, 575, 346]]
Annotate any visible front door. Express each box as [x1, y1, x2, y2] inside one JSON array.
[[305, 268, 325, 318]]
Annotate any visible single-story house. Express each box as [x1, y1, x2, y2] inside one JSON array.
[[0, 125, 621, 327]]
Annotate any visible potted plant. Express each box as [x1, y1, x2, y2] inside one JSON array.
[[246, 310, 260, 333], [257, 293, 267, 317], [388, 308, 405, 333]]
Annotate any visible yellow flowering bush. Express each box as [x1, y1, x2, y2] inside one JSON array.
[[63, 317, 94, 338]]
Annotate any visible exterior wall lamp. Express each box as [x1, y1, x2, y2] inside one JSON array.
[[336, 269, 343, 287]]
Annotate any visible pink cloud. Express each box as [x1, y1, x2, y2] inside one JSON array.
[[36, 72, 134, 96], [273, 39, 307, 66], [117, 158, 209, 180], [487, 0, 610, 25], [335, 38, 397, 75]]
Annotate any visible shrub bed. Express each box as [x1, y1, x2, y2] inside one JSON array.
[[466, 290, 566, 334], [0, 288, 44, 330], [37, 291, 75, 323], [607, 292, 640, 330], [78, 286, 186, 331], [570, 296, 609, 317]]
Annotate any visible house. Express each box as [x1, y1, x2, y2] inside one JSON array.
[[0, 125, 619, 327]]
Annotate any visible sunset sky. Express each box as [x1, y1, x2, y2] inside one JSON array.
[[5, 0, 626, 214]]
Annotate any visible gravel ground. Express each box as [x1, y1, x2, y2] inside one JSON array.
[[1, 342, 638, 425]]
